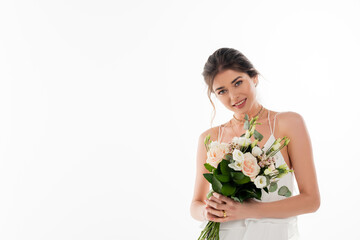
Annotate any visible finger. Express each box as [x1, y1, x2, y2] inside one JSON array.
[[207, 214, 228, 223], [206, 198, 226, 211], [206, 212, 228, 223], [213, 192, 230, 203], [209, 195, 225, 204], [206, 212, 218, 221], [205, 205, 225, 218]]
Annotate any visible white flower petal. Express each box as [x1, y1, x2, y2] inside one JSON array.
[[254, 176, 267, 188]]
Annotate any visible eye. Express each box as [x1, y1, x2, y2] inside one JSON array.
[[217, 81, 242, 95], [235, 80, 243, 86], [218, 90, 226, 95]]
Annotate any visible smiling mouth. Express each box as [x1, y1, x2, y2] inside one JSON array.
[[233, 98, 247, 106]]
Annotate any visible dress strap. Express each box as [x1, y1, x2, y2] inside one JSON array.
[[268, 111, 281, 135], [273, 112, 281, 135], [217, 123, 227, 143], [218, 125, 223, 142], [267, 110, 272, 135]]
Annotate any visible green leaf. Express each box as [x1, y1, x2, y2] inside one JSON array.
[[214, 172, 230, 183], [207, 189, 214, 199], [221, 183, 236, 196], [245, 114, 249, 121], [219, 160, 231, 176], [269, 182, 278, 192], [203, 173, 213, 183], [204, 134, 211, 152], [231, 171, 251, 184], [224, 153, 232, 161], [237, 189, 252, 202], [254, 188, 262, 200], [212, 174, 222, 193], [204, 163, 215, 172], [231, 196, 241, 202], [204, 134, 211, 145], [278, 186, 292, 197], [240, 188, 262, 200], [263, 187, 269, 194], [253, 130, 264, 141], [265, 176, 270, 186]]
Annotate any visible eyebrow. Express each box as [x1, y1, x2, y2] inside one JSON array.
[[214, 76, 243, 92]]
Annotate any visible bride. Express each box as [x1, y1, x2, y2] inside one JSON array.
[[190, 48, 320, 240]]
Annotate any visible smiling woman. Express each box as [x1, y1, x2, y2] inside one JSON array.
[[190, 48, 320, 240]]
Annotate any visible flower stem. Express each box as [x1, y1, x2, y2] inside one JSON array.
[[197, 221, 220, 240]]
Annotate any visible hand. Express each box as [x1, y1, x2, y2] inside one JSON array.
[[204, 192, 258, 222]]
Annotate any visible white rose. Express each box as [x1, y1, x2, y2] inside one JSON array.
[[254, 175, 267, 188], [251, 146, 262, 157], [232, 136, 252, 147]]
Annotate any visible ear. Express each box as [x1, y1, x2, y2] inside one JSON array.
[[252, 75, 259, 87]]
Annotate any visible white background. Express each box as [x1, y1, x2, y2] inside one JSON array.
[[1, 0, 359, 239]]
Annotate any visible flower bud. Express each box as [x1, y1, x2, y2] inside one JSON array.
[[250, 125, 256, 135], [251, 139, 259, 148], [251, 146, 263, 157], [264, 168, 272, 175], [271, 142, 281, 151], [245, 130, 250, 138]]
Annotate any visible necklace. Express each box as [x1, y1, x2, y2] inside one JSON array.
[[231, 106, 265, 137], [232, 105, 264, 124]]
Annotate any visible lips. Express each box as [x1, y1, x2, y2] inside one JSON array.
[[233, 98, 247, 106]]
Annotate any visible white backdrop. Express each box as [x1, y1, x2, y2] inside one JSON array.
[[1, 0, 359, 239]]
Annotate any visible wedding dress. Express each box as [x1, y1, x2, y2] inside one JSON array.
[[200, 111, 300, 240]]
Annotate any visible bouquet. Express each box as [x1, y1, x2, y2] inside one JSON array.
[[198, 114, 293, 240]]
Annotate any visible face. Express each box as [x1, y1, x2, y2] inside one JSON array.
[[212, 69, 259, 114]]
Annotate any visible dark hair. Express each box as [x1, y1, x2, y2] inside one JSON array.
[[202, 48, 261, 127]]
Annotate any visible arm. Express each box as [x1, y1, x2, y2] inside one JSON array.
[[205, 112, 321, 222], [250, 112, 320, 218], [190, 131, 211, 221]]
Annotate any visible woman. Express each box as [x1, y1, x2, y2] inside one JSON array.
[[190, 48, 320, 240]]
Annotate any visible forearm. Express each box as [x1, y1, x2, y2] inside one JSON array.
[[190, 200, 207, 221], [250, 193, 320, 219]]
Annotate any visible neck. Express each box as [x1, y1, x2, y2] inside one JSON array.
[[233, 102, 263, 122]]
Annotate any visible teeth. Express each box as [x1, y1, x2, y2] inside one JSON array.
[[235, 99, 245, 106]]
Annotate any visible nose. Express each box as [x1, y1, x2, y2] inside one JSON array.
[[229, 89, 239, 102]]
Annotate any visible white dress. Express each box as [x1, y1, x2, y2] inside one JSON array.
[[200, 111, 300, 240]]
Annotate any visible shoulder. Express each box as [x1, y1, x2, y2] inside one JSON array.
[[198, 120, 230, 143], [276, 111, 305, 126], [275, 111, 307, 136], [198, 125, 221, 143]]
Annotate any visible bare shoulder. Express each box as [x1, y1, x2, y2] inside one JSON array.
[[275, 111, 309, 140], [198, 124, 222, 143], [276, 111, 306, 129]]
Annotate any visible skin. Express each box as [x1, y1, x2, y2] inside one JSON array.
[[190, 69, 320, 222]]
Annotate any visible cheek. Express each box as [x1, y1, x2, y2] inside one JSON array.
[[218, 97, 230, 105]]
